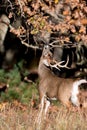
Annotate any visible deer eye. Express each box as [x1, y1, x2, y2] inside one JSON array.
[[80, 104, 82, 108]]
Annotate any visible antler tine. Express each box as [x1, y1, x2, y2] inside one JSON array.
[[58, 56, 69, 69], [50, 56, 70, 70], [50, 62, 61, 71]]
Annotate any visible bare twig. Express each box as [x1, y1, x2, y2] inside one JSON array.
[[21, 40, 41, 50], [17, 0, 24, 16]]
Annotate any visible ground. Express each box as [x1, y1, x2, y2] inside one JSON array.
[[0, 101, 87, 130]]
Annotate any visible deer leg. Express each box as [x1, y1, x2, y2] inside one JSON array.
[[40, 95, 45, 114], [37, 94, 45, 124], [44, 99, 50, 115]]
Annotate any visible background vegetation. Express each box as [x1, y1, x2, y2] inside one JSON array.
[[0, 0, 87, 130]]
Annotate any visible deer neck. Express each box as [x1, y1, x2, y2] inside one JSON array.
[[38, 58, 54, 79]]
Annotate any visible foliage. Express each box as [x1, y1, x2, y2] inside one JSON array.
[[0, 62, 38, 105], [0, 0, 87, 46]]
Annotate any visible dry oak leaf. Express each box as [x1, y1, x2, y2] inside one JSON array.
[[80, 19, 87, 25], [63, 10, 70, 16], [54, 0, 59, 4], [79, 26, 86, 34]]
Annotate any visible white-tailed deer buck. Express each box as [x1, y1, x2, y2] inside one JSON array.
[[38, 45, 87, 114]]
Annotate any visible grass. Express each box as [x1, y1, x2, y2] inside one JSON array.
[[0, 103, 87, 130], [0, 61, 87, 130]]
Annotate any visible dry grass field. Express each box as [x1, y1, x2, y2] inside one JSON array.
[[0, 101, 87, 130]]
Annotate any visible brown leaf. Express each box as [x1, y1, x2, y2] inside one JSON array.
[[63, 10, 70, 16], [81, 19, 87, 25], [54, 0, 59, 4], [75, 35, 81, 42], [79, 26, 86, 34], [68, 19, 75, 24], [70, 25, 76, 33]]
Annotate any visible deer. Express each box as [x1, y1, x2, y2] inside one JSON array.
[[38, 45, 87, 116]]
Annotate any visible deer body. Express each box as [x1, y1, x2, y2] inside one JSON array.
[[38, 45, 87, 114], [38, 55, 77, 107]]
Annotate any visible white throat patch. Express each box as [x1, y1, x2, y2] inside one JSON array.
[[43, 59, 49, 67]]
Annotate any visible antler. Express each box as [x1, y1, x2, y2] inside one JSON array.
[[42, 45, 70, 70], [49, 56, 70, 70]]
